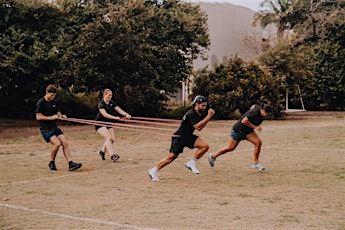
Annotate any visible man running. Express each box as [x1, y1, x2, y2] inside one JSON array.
[[208, 103, 272, 170], [148, 95, 215, 181]]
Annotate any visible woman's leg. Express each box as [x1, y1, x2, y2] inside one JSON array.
[[97, 127, 115, 156]]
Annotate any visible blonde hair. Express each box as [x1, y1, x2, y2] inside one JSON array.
[[103, 88, 112, 97]]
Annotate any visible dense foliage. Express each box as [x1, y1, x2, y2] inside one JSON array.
[[0, 0, 209, 118], [192, 56, 284, 119], [257, 0, 345, 111]]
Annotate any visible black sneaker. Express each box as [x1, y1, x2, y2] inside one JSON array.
[[98, 150, 105, 161], [49, 161, 57, 170], [110, 154, 120, 162], [69, 161, 82, 171]]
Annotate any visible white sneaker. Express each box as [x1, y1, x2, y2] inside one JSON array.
[[148, 168, 159, 181], [185, 160, 200, 174], [252, 163, 265, 171]]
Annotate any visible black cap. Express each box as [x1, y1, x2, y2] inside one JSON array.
[[192, 95, 208, 105]]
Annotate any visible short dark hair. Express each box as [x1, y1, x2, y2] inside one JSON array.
[[46, 84, 57, 93], [261, 103, 272, 113]]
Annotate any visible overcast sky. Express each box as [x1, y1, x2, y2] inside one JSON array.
[[189, 0, 263, 11]]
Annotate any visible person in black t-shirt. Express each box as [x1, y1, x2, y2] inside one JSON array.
[[35, 84, 82, 171], [148, 95, 215, 181], [95, 88, 131, 162], [208, 103, 271, 171]]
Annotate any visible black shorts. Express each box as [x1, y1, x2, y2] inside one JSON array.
[[95, 125, 113, 131], [40, 127, 63, 143], [169, 135, 198, 155]]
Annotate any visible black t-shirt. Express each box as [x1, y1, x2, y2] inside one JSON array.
[[35, 98, 60, 130], [95, 100, 118, 122], [232, 108, 264, 135], [174, 108, 207, 137]]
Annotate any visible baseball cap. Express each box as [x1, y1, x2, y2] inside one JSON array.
[[192, 95, 208, 105]]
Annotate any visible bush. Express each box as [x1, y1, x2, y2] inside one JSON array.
[[163, 106, 192, 119], [192, 56, 285, 119]]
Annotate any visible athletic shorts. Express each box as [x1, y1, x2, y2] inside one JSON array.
[[95, 125, 113, 131], [230, 128, 252, 141], [40, 127, 63, 143], [169, 135, 198, 155]]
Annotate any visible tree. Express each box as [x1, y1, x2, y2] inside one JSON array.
[[253, 0, 299, 39], [291, 0, 345, 47], [64, 0, 210, 116], [0, 0, 65, 118], [192, 56, 285, 119], [258, 0, 345, 111], [0, 0, 210, 118]]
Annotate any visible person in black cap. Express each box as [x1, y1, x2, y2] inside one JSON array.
[[148, 95, 215, 181], [208, 103, 272, 171]]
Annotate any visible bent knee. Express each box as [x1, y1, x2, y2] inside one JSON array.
[[52, 141, 62, 148], [256, 141, 262, 147], [61, 141, 69, 148], [201, 144, 209, 151]]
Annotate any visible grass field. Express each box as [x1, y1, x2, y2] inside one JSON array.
[[0, 116, 345, 229]]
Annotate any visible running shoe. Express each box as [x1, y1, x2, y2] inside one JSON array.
[[111, 154, 120, 162], [98, 150, 105, 161], [185, 160, 200, 174], [48, 161, 57, 171], [252, 163, 265, 171], [69, 161, 82, 171], [208, 153, 215, 167], [148, 168, 159, 181]]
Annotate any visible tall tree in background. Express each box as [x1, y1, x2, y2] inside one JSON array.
[[258, 0, 345, 110], [0, 0, 65, 118], [64, 0, 209, 116], [0, 0, 209, 118], [252, 0, 298, 39], [291, 0, 345, 110]]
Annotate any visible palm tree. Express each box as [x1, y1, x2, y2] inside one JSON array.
[[252, 0, 297, 39]]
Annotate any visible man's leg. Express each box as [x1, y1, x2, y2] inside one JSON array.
[[47, 136, 61, 170], [49, 136, 61, 161], [208, 138, 239, 167], [212, 138, 239, 159], [57, 134, 82, 171], [193, 137, 209, 159], [56, 134, 72, 162], [245, 132, 262, 164], [246, 132, 265, 170], [148, 153, 178, 180], [157, 153, 179, 170], [185, 137, 209, 174]]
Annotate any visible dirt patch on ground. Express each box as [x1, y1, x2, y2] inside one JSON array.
[[1, 112, 343, 139], [1, 116, 345, 229]]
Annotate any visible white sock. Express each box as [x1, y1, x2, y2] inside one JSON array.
[[152, 167, 158, 172]]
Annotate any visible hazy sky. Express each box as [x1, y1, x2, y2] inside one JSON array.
[[189, 0, 263, 11]]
